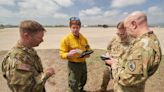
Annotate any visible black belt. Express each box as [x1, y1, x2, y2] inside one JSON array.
[[68, 61, 86, 64]]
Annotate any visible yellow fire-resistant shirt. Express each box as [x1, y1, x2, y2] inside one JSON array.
[[60, 32, 91, 62]]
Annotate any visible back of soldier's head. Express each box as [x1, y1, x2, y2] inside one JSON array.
[[19, 20, 46, 35]]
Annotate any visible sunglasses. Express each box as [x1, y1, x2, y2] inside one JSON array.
[[69, 17, 80, 21]]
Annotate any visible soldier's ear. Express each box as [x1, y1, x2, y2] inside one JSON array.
[[131, 21, 137, 29], [23, 32, 31, 39]]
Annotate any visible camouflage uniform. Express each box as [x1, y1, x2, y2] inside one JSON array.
[[101, 36, 131, 91], [2, 42, 50, 92], [112, 31, 162, 92]]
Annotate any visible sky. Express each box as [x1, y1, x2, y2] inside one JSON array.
[[0, 0, 164, 26]]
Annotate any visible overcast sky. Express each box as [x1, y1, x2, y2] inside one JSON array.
[[0, 0, 164, 25]]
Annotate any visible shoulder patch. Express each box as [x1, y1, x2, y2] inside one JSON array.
[[128, 61, 136, 72], [16, 63, 31, 71], [154, 40, 159, 45], [141, 38, 149, 49]]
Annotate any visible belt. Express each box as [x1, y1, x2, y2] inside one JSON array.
[[68, 61, 86, 64]]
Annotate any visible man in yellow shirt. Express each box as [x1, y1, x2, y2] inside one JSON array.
[[60, 17, 92, 92]]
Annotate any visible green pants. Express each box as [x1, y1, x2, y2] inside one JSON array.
[[101, 66, 112, 91], [68, 61, 87, 92]]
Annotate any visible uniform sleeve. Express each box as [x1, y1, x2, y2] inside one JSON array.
[[8, 54, 50, 86], [115, 47, 155, 86], [59, 38, 69, 59], [107, 37, 116, 52], [85, 38, 91, 51], [2, 55, 9, 79]]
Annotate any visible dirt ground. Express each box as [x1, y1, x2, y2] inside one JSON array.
[[0, 49, 164, 92]]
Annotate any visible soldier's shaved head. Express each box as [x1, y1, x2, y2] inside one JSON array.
[[124, 11, 147, 25], [124, 11, 150, 38]]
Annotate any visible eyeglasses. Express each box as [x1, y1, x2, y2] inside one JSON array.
[[69, 17, 80, 21]]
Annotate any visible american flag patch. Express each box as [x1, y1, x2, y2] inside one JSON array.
[[16, 63, 31, 71]]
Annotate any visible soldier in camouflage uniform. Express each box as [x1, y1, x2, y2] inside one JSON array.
[[105, 11, 162, 92], [1, 20, 55, 92], [99, 22, 131, 92]]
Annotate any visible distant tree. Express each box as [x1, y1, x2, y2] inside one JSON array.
[[102, 24, 109, 28], [0, 24, 4, 29]]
